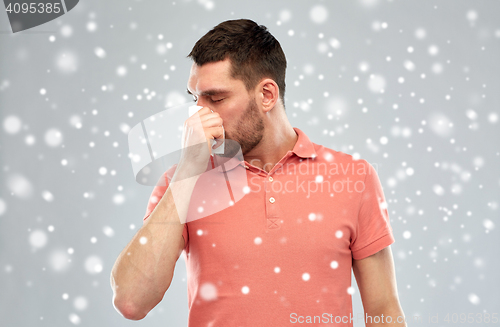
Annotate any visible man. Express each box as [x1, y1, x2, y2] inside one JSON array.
[[111, 19, 407, 326]]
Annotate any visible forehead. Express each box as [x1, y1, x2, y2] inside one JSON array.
[[187, 59, 241, 94]]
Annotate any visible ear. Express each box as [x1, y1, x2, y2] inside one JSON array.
[[257, 79, 279, 113]]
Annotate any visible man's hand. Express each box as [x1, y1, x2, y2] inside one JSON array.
[[178, 106, 224, 176]]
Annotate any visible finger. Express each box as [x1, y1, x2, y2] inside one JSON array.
[[186, 110, 219, 128], [202, 117, 223, 129], [212, 138, 224, 150], [188, 107, 211, 120], [205, 126, 224, 140], [197, 107, 213, 116], [199, 113, 222, 124]]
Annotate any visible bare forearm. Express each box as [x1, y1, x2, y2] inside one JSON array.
[[364, 303, 407, 327], [110, 216, 182, 319], [111, 169, 199, 319]]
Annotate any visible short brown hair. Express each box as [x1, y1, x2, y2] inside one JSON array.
[[188, 19, 287, 106]]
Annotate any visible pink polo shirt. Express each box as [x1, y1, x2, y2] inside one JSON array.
[[143, 127, 395, 326]]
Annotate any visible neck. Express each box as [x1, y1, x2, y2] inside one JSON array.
[[243, 108, 298, 173]]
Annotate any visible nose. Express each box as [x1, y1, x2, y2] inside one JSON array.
[[195, 98, 208, 108]]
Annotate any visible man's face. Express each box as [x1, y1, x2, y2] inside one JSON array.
[[187, 58, 264, 155]]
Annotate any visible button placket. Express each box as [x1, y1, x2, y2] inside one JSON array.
[[265, 173, 280, 229]]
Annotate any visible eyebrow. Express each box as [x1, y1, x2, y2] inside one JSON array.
[[186, 88, 230, 96]]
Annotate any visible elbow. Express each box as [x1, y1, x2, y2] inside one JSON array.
[[110, 270, 148, 320], [109, 267, 168, 321], [113, 296, 148, 321]]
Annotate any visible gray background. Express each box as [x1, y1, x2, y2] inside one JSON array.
[[1, 0, 499, 326]]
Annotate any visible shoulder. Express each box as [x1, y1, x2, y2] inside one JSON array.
[[313, 142, 370, 165], [311, 142, 376, 178]]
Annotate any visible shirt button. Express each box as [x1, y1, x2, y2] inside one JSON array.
[[269, 197, 275, 203], [268, 176, 273, 182]]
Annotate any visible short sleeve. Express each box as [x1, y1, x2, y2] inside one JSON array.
[[142, 171, 189, 251], [350, 161, 395, 260]]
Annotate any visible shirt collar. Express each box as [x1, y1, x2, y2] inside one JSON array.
[[290, 127, 317, 159], [216, 127, 317, 173]]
